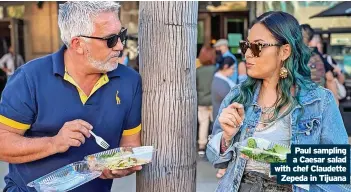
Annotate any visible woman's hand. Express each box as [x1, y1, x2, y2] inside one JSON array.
[[218, 102, 245, 140]]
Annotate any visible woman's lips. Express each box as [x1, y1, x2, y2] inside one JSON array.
[[246, 62, 254, 68]]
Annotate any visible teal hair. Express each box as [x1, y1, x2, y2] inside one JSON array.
[[233, 11, 316, 121]]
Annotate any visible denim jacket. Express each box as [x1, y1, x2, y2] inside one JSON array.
[[206, 82, 351, 192]]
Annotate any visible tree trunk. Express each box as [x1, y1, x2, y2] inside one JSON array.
[[136, 1, 198, 192]]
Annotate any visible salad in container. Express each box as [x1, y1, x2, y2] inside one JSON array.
[[235, 137, 290, 163], [85, 146, 155, 171]]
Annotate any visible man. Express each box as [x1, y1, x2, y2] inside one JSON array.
[[301, 24, 339, 105], [0, 2, 142, 192], [213, 39, 238, 84], [0, 45, 24, 79]]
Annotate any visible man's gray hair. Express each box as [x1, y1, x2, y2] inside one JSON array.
[[58, 1, 120, 47]]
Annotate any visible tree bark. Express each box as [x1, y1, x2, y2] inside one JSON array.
[[136, 1, 198, 192]]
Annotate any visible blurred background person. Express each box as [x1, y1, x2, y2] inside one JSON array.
[[211, 55, 235, 179], [0, 45, 24, 80], [312, 34, 346, 100], [301, 24, 339, 105], [131, 55, 140, 73], [0, 68, 7, 96], [212, 55, 235, 122], [118, 50, 129, 66], [196, 45, 216, 156], [213, 39, 239, 84], [238, 59, 248, 84]]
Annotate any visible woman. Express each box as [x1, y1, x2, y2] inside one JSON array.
[[211, 55, 235, 128], [196, 46, 216, 156], [237, 60, 248, 84], [207, 11, 349, 192], [211, 55, 235, 178], [312, 34, 346, 100]]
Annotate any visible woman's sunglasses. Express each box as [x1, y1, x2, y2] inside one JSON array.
[[79, 27, 128, 48], [239, 40, 282, 57]]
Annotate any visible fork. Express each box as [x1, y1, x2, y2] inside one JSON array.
[[89, 130, 110, 149]]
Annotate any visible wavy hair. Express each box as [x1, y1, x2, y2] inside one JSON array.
[[58, 1, 120, 47], [232, 11, 316, 121]]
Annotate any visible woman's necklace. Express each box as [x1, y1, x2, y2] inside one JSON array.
[[262, 106, 275, 115], [256, 103, 293, 132], [257, 107, 277, 132]]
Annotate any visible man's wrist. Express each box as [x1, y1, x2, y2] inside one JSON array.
[[48, 136, 59, 154]]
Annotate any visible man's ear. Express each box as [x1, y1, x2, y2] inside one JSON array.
[[70, 37, 84, 54]]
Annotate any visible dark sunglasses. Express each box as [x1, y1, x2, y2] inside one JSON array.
[[79, 27, 128, 48], [239, 40, 282, 57]]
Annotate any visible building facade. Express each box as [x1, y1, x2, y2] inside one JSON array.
[[0, 1, 60, 63]]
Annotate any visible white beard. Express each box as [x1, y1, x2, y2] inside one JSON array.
[[86, 49, 120, 72]]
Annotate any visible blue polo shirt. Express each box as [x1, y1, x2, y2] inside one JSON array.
[[1, 46, 142, 192]]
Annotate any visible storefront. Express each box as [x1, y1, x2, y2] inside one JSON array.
[[0, 2, 61, 64], [197, 1, 252, 60], [256, 1, 351, 75], [121, 1, 253, 61]]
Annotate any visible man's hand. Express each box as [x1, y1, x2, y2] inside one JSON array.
[[100, 166, 142, 179], [52, 119, 93, 153]]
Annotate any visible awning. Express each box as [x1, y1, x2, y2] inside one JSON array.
[[310, 1, 351, 18]]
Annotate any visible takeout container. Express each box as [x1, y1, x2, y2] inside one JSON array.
[[27, 161, 102, 192], [234, 137, 290, 164], [85, 146, 155, 171], [27, 146, 154, 191]]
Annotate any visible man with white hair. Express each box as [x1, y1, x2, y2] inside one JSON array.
[[0, 2, 142, 191]]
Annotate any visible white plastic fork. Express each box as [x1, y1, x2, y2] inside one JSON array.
[[89, 130, 110, 149]]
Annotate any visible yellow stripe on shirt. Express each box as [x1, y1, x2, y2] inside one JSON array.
[[122, 124, 141, 136], [0, 115, 31, 130], [63, 68, 109, 105]]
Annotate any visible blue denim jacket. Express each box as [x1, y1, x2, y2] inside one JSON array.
[[206, 81, 351, 192]]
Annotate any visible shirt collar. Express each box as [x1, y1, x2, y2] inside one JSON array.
[[107, 65, 122, 78], [52, 45, 66, 77]]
